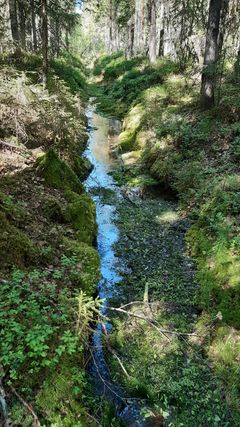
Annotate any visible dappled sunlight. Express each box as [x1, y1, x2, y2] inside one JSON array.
[[155, 210, 179, 224]]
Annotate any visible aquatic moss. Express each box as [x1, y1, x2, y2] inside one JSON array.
[[65, 191, 97, 245], [37, 150, 84, 193], [0, 211, 36, 268], [64, 238, 100, 295]]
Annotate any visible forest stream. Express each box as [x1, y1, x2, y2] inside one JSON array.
[[83, 104, 233, 426], [84, 104, 184, 426], [84, 105, 151, 426]]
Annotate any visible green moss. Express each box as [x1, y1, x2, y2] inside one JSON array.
[[65, 191, 97, 245], [42, 195, 66, 222], [64, 238, 100, 295], [37, 150, 84, 193], [0, 191, 26, 225], [118, 129, 137, 152], [36, 359, 88, 427], [0, 211, 37, 269], [73, 156, 93, 181]]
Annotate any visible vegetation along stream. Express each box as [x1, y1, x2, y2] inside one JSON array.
[[1, 0, 240, 425], [84, 104, 234, 426]]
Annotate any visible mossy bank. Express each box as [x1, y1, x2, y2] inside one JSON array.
[[0, 57, 100, 426]]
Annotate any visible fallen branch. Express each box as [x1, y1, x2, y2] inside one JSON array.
[[9, 385, 40, 427], [0, 140, 26, 153], [106, 306, 198, 338], [89, 347, 126, 405]]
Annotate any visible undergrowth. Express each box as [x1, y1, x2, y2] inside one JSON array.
[[0, 53, 102, 425], [93, 53, 240, 424]]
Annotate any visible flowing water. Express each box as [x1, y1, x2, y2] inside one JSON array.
[[84, 105, 145, 426]]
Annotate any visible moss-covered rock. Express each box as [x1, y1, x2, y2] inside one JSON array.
[[65, 190, 97, 245], [0, 211, 36, 268], [64, 238, 100, 295], [37, 150, 84, 193], [73, 156, 93, 181], [42, 195, 66, 222], [118, 129, 137, 152]]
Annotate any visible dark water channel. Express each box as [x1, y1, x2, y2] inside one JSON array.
[[84, 105, 146, 426]]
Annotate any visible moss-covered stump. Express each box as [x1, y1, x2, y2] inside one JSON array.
[[37, 150, 84, 193], [65, 191, 97, 245], [0, 211, 37, 269], [64, 238, 100, 295]]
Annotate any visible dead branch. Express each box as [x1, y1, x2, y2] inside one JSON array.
[[9, 385, 40, 427], [0, 140, 26, 153], [88, 347, 127, 405], [106, 306, 198, 338]]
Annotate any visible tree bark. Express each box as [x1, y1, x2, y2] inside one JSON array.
[[30, 0, 37, 50], [18, 0, 26, 50], [41, 0, 48, 88], [126, 15, 135, 59], [158, 2, 164, 57], [218, 0, 229, 55], [9, 0, 20, 48], [234, 47, 240, 80], [148, 0, 157, 63], [200, 0, 223, 110], [133, 0, 145, 55]]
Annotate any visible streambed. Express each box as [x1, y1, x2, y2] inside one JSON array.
[[84, 106, 147, 426]]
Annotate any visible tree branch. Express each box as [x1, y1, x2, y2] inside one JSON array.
[[106, 306, 198, 338]]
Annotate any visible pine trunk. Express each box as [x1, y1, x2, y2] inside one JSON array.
[[134, 0, 145, 55], [18, 1, 26, 50], [30, 0, 37, 50], [41, 0, 48, 88], [149, 0, 157, 63], [9, 0, 20, 48], [158, 2, 164, 56], [200, 0, 223, 110]]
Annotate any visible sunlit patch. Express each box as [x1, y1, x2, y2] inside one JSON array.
[[156, 210, 178, 223]]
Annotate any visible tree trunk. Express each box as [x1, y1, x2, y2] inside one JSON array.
[[9, 0, 20, 48], [148, 0, 157, 63], [133, 0, 145, 55], [41, 0, 48, 88], [126, 15, 135, 59], [200, 0, 223, 110], [108, 0, 115, 54], [30, 0, 37, 50], [65, 28, 70, 52], [158, 2, 164, 56], [218, 0, 229, 55], [234, 47, 240, 80], [18, 1, 26, 50]]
